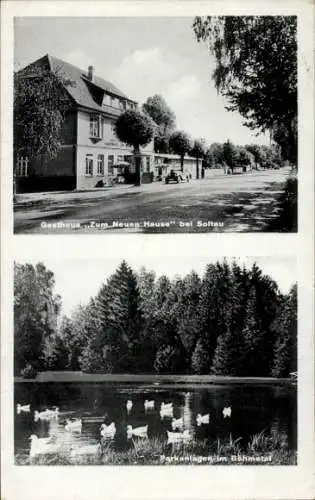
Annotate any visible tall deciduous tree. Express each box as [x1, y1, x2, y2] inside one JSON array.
[[142, 94, 176, 134], [115, 110, 154, 186], [192, 16, 297, 163], [169, 131, 192, 172], [142, 94, 176, 154], [222, 140, 238, 173], [205, 142, 225, 168], [14, 262, 61, 375], [14, 64, 74, 195]]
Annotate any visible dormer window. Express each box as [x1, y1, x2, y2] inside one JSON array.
[[90, 115, 103, 139], [102, 94, 111, 107], [119, 100, 126, 111]]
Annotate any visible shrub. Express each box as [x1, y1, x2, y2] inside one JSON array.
[[95, 180, 104, 188], [20, 363, 37, 379], [271, 176, 297, 231]]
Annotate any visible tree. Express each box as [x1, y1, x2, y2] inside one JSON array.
[[245, 144, 263, 169], [272, 284, 297, 377], [154, 131, 170, 154], [14, 262, 61, 375], [193, 16, 297, 163], [190, 139, 206, 179], [222, 140, 238, 173], [45, 335, 70, 370], [142, 94, 176, 134], [14, 64, 74, 196], [154, 344, 186, 374], [91, 261, 144, 372], [211, 327, 240, 375], [114, 110, 154, 186], [191, 339, 210, 374], [236, 147, 253, 171], [169, 131, 192, 172], [59, 308, 94, 370], [143, 95, 176, 154], [205, 142, 225, 168]]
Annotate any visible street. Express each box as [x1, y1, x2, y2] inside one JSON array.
[[14, 168, 292, 233]]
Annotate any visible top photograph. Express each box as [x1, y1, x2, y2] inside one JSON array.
[[13, 16, 297, 234]]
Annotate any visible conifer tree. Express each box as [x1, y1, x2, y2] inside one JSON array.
[[272, 284, 297, 377], [94, 261, 143, 372], [191, 339, 210, 374]]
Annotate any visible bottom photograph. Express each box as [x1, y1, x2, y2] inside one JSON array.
[[14, 256, 297, 466]]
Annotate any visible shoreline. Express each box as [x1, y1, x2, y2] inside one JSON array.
[[14, 372, 292, 385]]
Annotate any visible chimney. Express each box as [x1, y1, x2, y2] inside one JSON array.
[[88, 65, 94, 82]]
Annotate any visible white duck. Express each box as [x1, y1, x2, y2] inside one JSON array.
[[100, 422, 116, 438], [167, 430, 191, 444], [16, 403, 30, 414], [127, 424, 148, 439], [126, 400, 133, 412], [144, 400, 155, 410], [29, 434, 59, 458], [34, 407, 59, 422], [222, 407, 232, 418], [171, 417, 184, 430], [160, 405, 174, 419], [196, 413, 210, 426], [65, 418, 82, 433], [161, 402, 173, 410]]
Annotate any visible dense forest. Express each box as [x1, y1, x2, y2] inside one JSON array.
[[14, 260, 297, 378]]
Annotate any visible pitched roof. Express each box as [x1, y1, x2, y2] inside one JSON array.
[[19, 54, 137, 113]]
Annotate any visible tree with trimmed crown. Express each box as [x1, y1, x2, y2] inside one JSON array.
[[169, 131, 192, 172], [114, 110, 154, 186]]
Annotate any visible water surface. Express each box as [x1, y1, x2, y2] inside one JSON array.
[[14, 381, 297, 460]]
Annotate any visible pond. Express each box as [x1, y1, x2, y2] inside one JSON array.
[[14, 381, 297, 463]]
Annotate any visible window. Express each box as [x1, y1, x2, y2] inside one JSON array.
[[119, 100, 126, 111], [97, 154, 104, 175], [110, 123, 117, 140], [85, 154, 93, 176], [90, 115, 103, 139], [146, 156, 150, 172], [16, 156, 29, 176], [110, 97, 119, 108], [108, 154, 114, 174], [103, 94, 110, 107], [117, 155, 124, 163]]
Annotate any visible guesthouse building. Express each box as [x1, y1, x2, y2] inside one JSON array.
[[15, 54, 200, 192], [15, 54, 155, 192]]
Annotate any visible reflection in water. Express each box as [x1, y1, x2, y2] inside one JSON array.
[[14, 382, 296, 460]]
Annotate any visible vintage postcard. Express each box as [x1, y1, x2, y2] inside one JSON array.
[[1, 1, 314, 500]]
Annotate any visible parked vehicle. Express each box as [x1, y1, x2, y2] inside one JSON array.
[[165, 170, 188, 184]]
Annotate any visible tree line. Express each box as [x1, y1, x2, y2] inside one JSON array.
[[14, 260, 297, 379]]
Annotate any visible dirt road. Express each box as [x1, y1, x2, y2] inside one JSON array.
[[14, 168, 292, 233]]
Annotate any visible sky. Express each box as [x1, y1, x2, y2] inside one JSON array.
[[14, 255, 296, 316], [14, 16, 270, 146]]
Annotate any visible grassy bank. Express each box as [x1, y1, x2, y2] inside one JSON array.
[[15, 431, 296, 466], [15, 371, 291, 385]]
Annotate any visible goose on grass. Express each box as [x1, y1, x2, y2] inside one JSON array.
[[100, 422, 116, 438]]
